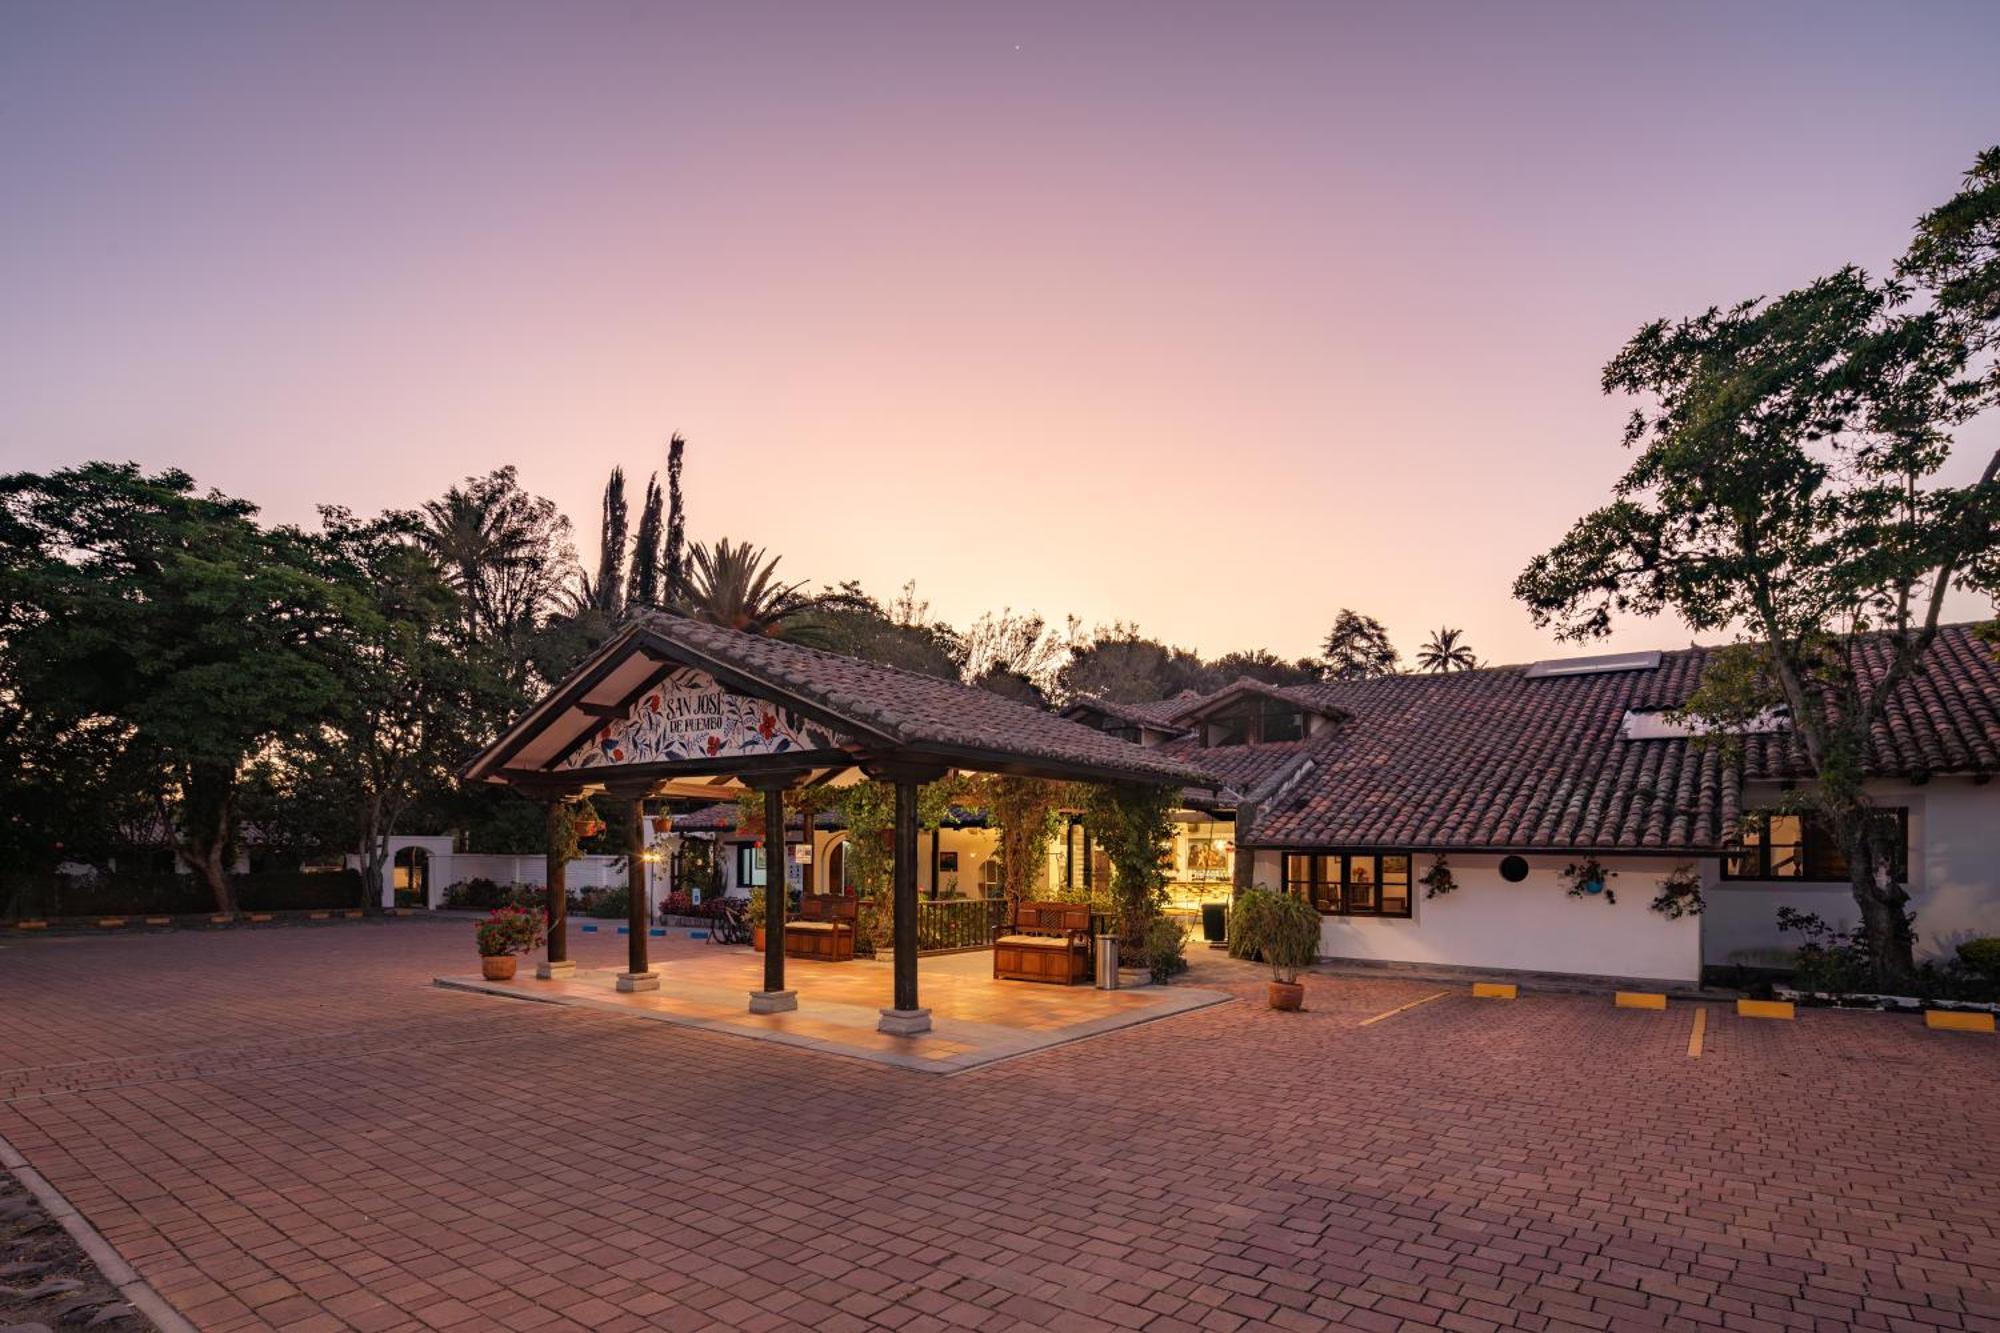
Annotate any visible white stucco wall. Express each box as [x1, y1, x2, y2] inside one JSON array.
[[1246, 849, 1703, 982], [1702, 778, 2000, 966]]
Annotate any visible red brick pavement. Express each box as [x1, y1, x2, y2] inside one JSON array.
[[2, 920, 1996, 1332]]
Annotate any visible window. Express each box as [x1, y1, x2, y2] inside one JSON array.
[[1283, 852, 1413, 917], [823, 837, 854, 895], [1201, 698, 1306, 746], [1723, 809, 1907, 882], [735, 844, 766, 888]]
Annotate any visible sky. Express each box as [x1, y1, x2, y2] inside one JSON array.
[[3, 0, 1998, 667]]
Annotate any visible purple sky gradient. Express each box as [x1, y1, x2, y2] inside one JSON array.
[[4, 1, 1997, 665]]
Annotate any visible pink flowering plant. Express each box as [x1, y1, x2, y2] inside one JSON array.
[[475, 905, 547, 957]]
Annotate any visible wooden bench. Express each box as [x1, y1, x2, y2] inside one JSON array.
[[784, 894, 857, 962], [992, 902, 1093, 984]]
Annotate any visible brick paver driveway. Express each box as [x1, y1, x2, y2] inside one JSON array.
[[2, 921, 1996, 1333]]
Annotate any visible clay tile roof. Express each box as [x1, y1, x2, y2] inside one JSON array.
[[640, 616, 1217, 788], [1059, 696, 1193, 737], [1237, 623, 1999, 854]]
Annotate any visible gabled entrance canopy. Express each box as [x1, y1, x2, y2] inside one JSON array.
[[461, 614, 1216, 1033]]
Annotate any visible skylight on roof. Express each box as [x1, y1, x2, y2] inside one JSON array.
[[1619, 707, 1788, 740], [1523, 650, 1663, 679]]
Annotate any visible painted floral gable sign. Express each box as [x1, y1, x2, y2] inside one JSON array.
[[558, 666, 841, 770]]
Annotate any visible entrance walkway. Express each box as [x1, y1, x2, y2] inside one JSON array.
[[438, 944, 1232, 1073]]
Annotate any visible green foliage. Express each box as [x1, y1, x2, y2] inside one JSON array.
[[679, 537, 818, 640], [744, 889, 766, 929], [589, 467, 628, 619], [1558, 857, 1617, 905], [662, 434, 688, 604], [1777, 908, 1873, 996], [1419, 854, 1458, 899], [0, 463, 352, 913], [1957, 937, 2000, 981], [1145, 915, 1189, 984], [1057, 625, 1210, 703], [1514, 149, 2000, 988], [1232, 887, 1321, 983], [1649, 864, 1705, 919], [1320, 609, 1399, 679], [1079, 782, 1178, 945], [417, 466, 577, 678], [832, 777, 963, 893], [475, 905, 546, 957], [585, 887, 630, 919], [627, 472, 664, 609], [797, 580, 963, 679], [969, 774, 1070, 908], [1415, 627, 1479, 673]]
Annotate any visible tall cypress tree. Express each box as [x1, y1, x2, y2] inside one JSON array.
[[662, 433, 687, 605], [628, 473, 663, 609], [594, 467, 627, 618]]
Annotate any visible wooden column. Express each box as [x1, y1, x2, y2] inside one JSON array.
[[762, 784, 787, 998], [539, 799, 572, 978], [890, 777, 923, 1018], [616, 793, 658, 991]]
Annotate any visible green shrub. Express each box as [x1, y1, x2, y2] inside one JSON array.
[[585, 887, 630, 919], [1958, 938, 2000, 981], [1233, 887, 1321, 983], [1145, 916, 1189, 984], [235, 869, 361, 912], [1777, 908, 1873, 997]]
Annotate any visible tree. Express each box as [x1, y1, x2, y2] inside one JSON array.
[[662, 434, 688, 605], [961, 609, 1076, 701], [1056, 625, 1212, 703], [0, 464, 346, 913], [1079, 782, 1180, 953], [1515, 150, 1999, 987], [297, 507, 510, 911], [1320, 609, 1400, 679], [628, 473, 664, 609], [1415, 626, 1480, 672], [589, 467, 628, 619], [797, 579, 963, 678], [1206, 648, 1323, 688], [679, 538, 817, 639], [417, 467, 577, 680]]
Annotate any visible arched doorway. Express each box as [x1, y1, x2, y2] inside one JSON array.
[[393, 846, 431, 909], [822, 835, 856, 896]]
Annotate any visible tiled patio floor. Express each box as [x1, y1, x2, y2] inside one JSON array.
[[2, 918, 1997, 1333], [437, 945, 1232, 1073]]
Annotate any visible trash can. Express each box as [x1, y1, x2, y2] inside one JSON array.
[[1200, 901, 1227, 943], [1094, 935, 1120, 990]]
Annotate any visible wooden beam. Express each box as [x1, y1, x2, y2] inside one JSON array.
[[763, 784, 786, 997], [546, 801, 570, 967], [892, 776, 919, 1014], [625, 796, 649, 979]]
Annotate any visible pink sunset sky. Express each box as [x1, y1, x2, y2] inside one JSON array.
[[3, 1, 1997, 666]]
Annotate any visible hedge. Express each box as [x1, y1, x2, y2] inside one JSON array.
[[2, 868, 364, 920]]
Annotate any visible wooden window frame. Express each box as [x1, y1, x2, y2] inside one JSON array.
[[1282, 851, 1414, 918], [1201, 698, 1306, 747], [1721, 808, 1908, 883]]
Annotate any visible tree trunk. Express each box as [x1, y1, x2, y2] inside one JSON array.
[[1848, 818, 1916, 991], [174, 762, 238, 916]]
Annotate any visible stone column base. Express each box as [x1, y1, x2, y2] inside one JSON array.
[[615, 971, 661, 993], [535, 959, 577, 979], [748, 989, 798, 1014], [877, 1007, 932, 1036]]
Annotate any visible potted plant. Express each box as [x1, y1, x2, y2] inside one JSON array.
[[571, 797, 606, 841], [1558, 856, 1618, 904], [475, 905, 546, 981], [745, 890, 767, 951], [1236, 887, 1322, 1011]]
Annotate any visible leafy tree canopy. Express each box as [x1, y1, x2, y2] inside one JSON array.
[[1320, 609, 1400, 679]]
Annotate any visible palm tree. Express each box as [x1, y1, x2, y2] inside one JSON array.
[[1416, 626, 1480, 672], [678, 538, 818, 639]]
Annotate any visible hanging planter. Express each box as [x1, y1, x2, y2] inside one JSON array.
[[1649, 863, 1704, 919], [1420, 854, 1459, 899], [571, 796, 606, 841], [1558, 856, 1618, 905]]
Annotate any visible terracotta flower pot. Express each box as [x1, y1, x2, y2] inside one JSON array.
[[481, 955, 518, 981], [1268, 979, 1304, 1011], [752, 927, 766, 952]]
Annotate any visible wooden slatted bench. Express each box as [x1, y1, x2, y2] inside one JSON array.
[[992, 901, 1093, 984], [784, 894, 858, 962]]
